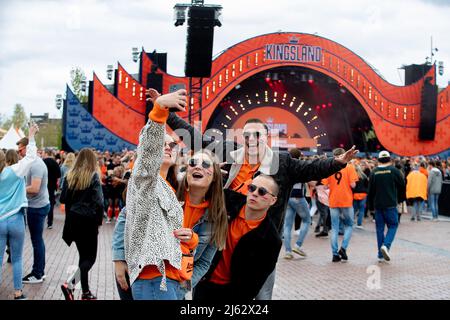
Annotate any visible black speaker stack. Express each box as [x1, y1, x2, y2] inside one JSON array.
[[418, 77, 438, 140], [184, 6, 217, 78]]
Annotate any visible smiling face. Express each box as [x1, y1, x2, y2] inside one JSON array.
[[186, 152, 215, 190], [242, 122, 268, 164], [163, 134, 178, 167]]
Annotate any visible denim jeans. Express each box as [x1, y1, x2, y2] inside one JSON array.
[[375, 207, 398, 258], [411, 199, 423, 220], [330, 207, 354, 256], [132, 277, 181, 300], [353, 198, 367, 226], [283, 197, 311, 252], [26, 204, 50, 278], [0, 210, 26, 290], [255, 267, 276, 300], [429, 194, 440, 219], [315, 200, 330, 232]]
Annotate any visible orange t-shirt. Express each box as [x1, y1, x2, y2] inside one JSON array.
[[138, 178, 205, 280], [322, 164, 359, 208], [209, 207, 266, 285], [229, 159, 260, 195]]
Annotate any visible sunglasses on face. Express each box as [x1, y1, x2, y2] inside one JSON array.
[[243, 131, 262, 140], [188, 158, 212, 169], [247, 184, 276, 197], [164, 141, 178, 149]]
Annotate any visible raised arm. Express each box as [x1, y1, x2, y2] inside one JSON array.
[[11, 123, 39, 177]]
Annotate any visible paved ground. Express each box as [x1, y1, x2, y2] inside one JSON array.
[[1, 207, 450, 300]]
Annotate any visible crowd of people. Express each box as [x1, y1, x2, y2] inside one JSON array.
[[0, 89, 449, 301]]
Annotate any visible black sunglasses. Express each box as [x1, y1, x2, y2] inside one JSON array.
[[164, 141, 178, 149], [188, 158, 212, 169], [243, 131, 264, 140], [247, 184, 276, 197]]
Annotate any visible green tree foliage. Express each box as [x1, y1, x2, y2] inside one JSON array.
[[70, 67, 88, 103], [1, 104, 29, 134]]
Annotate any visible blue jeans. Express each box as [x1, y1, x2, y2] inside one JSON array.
[[132, 277, 181, 300], [353, 198, 367, 226], [26, 204, 50, 278], [330, 207, 354, 256], [283, 197, 311, 252], [429, 194, 439, 219], [0, 210, 26, 290], [411, 199, 424, 220], [375, 208, 398, 258]]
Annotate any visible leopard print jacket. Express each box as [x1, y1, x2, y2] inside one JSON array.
[[124, 118, 183, 291]]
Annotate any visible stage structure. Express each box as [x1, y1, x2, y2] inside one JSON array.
[[62, 32, 450, 156]]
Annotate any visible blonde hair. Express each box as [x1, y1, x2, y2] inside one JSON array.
[[66, 148, 98, 190], [63, 153, 76, 169]]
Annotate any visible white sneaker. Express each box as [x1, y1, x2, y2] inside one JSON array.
[[380, 245, 391, 261], [355, 225, 364, 230], [284, 253, 294, 260], [292, 246, 307, 257]]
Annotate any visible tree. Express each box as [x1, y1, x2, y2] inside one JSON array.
[[1, 104, 29, 134], [70, 67, 88, 103]]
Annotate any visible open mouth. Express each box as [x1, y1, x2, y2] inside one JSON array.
[[192, 172, 204, 179]]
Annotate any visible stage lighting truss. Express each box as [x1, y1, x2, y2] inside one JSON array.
[[132, 47, 140, 63], [173, 1, 222, 27], [218, 90, 328, 146], [107, 65, 114, 80]]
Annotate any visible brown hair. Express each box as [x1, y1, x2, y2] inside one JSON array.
[[244, 118, 269, 133], [5, 149, 19, 166], [66, 148, 98, 190], [0, 150, 5, 174], [176, 150, 228, 250]]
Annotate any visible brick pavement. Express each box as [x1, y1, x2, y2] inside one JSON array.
[[1, 208, 450, 300]]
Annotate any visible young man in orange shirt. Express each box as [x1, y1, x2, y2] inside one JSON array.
[[193, 174, 281, 301], [322, 148, 359, 263]]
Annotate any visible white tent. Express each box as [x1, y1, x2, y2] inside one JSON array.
[[0, 126, 25, 150]]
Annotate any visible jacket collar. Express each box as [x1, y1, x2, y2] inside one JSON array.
[[229, 145, 278, 175]]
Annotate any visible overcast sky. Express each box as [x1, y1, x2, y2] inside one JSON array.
[[1, 0, 449, 120]]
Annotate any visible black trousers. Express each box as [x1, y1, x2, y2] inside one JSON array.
[[47, 190, 56, 227], [193, 280, 233, 301], [74, 232, 98, 293]]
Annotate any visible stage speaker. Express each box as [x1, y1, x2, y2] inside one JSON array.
[[145, 73, 163, 122], [184, 6, 216, 78], [404, 64, 432, 85], [418, 78, 438, 140]]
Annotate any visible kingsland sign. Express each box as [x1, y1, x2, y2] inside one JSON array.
[[265, 36, 323, 63]]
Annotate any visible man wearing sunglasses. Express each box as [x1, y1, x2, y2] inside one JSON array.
[[193, 174, 282, 301], [159, 92, 358, 299]]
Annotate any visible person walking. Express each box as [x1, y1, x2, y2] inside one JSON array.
[[322, 148, 359, 263], [42, 149, 61, 229], [0, 124, 39, 300], [406, 165, 428, 222], [353, 164, 369, 229], [427, 160, 443, 221], [60, 148, 105, 300], [367, 151, 405, 262], [17, 136, 50, 284]]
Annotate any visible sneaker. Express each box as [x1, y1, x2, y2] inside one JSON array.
[[332, 255, 341, 263], [106, 218, 112, 224], [338, 231, 344, 236], [380, 245, 391, 261], [314, 226, 320, 233], [292, 245, 307, 257], [61, 283, 74, 300], [377, 257, 385, 263], [47, 225, 53, 229], [14, 294, 27, 300], [22, 273, 44, 284], [355, 225, 364, 230], [81, 291, 97, 300], [410, 217, 415, 221], [316, 231, 329, 238], [338, 248, 348, 262], [284, 253, 294, 260]]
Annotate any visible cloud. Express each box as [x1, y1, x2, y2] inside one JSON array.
[[0, 0, 449, 119]]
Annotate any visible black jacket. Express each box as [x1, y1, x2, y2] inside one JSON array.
[[167, 113, 346, 233], [60, 173, 104, 246], [201, 189, 282, 300]]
